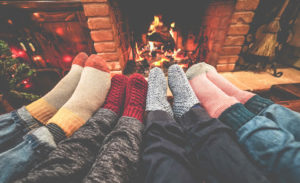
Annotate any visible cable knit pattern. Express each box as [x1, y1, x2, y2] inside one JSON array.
[[14, 108, 118, 183], [82, 116, 144, 183], [103, 74, 128, 116], [146, 67, 173, 116], [168, 64, 199, 118], [123, 73, 148, 122]]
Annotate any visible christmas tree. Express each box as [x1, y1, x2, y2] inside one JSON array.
[[0, 40, 39, 103]]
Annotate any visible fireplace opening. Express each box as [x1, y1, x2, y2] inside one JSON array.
[[113, 0, 236, 76]]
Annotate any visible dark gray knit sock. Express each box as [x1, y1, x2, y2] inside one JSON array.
[[168, 64, 199, 118], [146, 67, 173, 116]]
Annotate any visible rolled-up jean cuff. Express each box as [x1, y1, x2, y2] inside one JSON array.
[[17, 107, 42, 130]]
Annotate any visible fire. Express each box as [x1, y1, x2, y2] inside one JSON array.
[[134, 15, 189, 70]]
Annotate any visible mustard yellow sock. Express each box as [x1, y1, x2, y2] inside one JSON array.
[[25, 98, 57, 125]]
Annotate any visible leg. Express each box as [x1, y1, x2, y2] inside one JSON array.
[[14, 74, 127, 183], [82, 74, 147, 183], [220, 104, 300, 183], [180, 106, 270, 183]]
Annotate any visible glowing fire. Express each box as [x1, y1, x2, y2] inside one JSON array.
[[135, 15, 188, 69]]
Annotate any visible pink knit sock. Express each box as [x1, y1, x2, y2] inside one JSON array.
[[189, 74, 239, 118], [206, 71, 255, 104]]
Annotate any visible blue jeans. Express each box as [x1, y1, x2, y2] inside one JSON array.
[[0, 107, 41, 153], [0, 126, 56, 183], [220, 100, 300, 183]]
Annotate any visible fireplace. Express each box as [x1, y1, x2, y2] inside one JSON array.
[[0, 0, 260, 75], [81, 0, 260, 74]]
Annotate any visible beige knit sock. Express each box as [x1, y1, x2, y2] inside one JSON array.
[[26, 52, 88, 124], [47, 54, 111, 137]]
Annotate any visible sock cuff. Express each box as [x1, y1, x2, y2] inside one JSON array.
[[219, 103, 255, 131], [26, 98, 57, 125], [123, 106, 144, 123], [47, 107, 85, 137], [46, 123, 67, 143], [244, 95, 274, 114]]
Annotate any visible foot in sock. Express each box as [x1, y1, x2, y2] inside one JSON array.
[[47, 54, 111, 139], [168, 64, 199, 119], [186, 63, 254, 104], [123, 73, 148, 122], [186, 62, 216, 80], [146, 67, 173, 116], [26, 52, 88, 124], [103, 74, 128, 116], [188, 73, 239, 118]]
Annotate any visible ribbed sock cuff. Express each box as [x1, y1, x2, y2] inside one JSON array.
[[26, 98, 57, 125], [244, 95, 274, 114], [46, 123, 66, 144], [103, 104, 121, 116], [123, 106, 144, 123], [47, 108, 85, 137], [219, 103, 255, 131]]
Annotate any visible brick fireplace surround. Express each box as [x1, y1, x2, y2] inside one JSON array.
[[80, 0, 260, 73]]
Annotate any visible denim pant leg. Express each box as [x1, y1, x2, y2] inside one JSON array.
[[220, 104, 300, 183], [0, 107, 41, 153], [259, 104, 300, 141], [0, 126, 56, 183], [245, 95, 300, 141]]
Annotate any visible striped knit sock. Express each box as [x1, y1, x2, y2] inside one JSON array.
[[168, 64, 199, 118], [26, 52, 88, 124], [46, 54, 111, 141], [123, 73, 148, 122], [103, 74, 128, 116], [146, 67, 173, 116]]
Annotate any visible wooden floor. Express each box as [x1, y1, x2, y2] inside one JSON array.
[[221, 68, 300, 91]]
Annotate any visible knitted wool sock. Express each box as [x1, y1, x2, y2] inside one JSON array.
[[123, 73, 148, 122], [46, 54, 111, 139], [103, 74, 128, 116], [189, 73, 239, 118], [146, 67, 173, 116], [206, 71, 255, 104], [168, 64, 199, 118], [26, 52, 88, 124]]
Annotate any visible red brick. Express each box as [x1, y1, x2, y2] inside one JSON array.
[[218, 56, 239, 64], [235, 0, 260, 11], [220, 46, 242, 55], [231, 12, 255, 24], [227, 24, 250, 35], [94, 42, 116, 53], [88, 17, 111, 30], [224, 36, 245, 46], [97, 52, 119, 62], [214, 30, 227, 41], [81, 0, 107, 2], [219, 16, 231, 29], [83, 3, 109, 17], [216, 63, 236, 72], [212, 43, 223, 52], [90, 30, 113, 42], [106, 61, 121, 71]]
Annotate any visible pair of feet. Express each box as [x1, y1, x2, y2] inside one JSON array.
[[146, 64, 199, 119], [103, 73, 148, 122], [27, 52, 111, 138]]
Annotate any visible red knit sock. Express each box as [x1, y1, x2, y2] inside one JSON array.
[[103, 74, 128, 116], [123, 73, 148, 122], [206, 71, 255, 104], [189, 74, 238, 118]]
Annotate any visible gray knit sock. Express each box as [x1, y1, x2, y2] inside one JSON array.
[[186, 62, 216, 80], [146, 67, 173, 116], [168, 64, 199, 118]]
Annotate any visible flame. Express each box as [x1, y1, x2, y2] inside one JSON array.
[[135, 43, 143, 61], [148, 16, 163, 36], [149, 42, 155, 53]]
